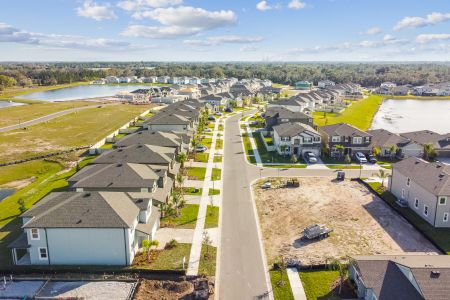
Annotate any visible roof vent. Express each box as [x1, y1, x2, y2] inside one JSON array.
[[83, 193, 91, 197], [431, 270, 441, 278], [76, 219, 82, 224], [137, 145, 143, 148], [136, 199, 144, 203], [415, 161, 420, 164], [117, 163, 122, 167], [117, 149, 123, 152], [436, 165, 442, 168]]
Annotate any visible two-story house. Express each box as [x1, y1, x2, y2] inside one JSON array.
[[114, 131, 187, 154], [272, 122, 321, 157], [8, 192, 158, 266], [264, 107, 313, 130], [368, 129, 423, 158], [320, 123, 372, 158], [389, 157, 450, 228]]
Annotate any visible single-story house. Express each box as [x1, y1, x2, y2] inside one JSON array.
[[401, 130, 450, 158], [389, 157, 450, 228], [272, 122, 321, 157]]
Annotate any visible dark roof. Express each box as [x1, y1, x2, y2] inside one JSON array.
[[401, 130, 450, 150], [265, 106, 311, 120], [144, 113, 190, 125], [69, 163, 159, 189], [93, 144, 175, 165], [320, 123, 371, 137], [368, 129, 412, 148], [22, 192, 139, 228], [114, 131, 182, 148], [273, 122, 319, 137], [393, 157, 450, 196], [8, 233, 29, 248]]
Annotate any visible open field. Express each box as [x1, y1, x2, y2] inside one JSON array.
[[253, 177, 438, 265], [312, 94, 383, 130], [0, 100, 95, 128], [0, 104, 151, 164]]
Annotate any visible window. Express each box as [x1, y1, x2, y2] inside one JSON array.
[[439, 197, 447, 205], [401, 189, 405, 199], [353, 137, 363, 144], [414, 198, 419, 209], [444, 213, 449, 222], [406, 178, 411, 187], [331, 136, 340, 142], [281, 137, 290, 142], [38, 247, 48, 260], [303, 137, 312, 143], [424, 205, 429, 217], [31, 228, 39, 240], [314, 137, 320, 142]]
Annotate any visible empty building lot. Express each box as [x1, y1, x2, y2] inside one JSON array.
[[254, 177, 439, 265]]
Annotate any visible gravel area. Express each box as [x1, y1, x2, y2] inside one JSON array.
[[254, 177, 439, 265]]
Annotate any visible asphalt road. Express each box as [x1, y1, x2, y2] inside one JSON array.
[[217, 110, 389, 299], [0, 104, 107, 133]]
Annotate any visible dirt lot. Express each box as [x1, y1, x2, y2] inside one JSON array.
[[254, 177, 439, 265], [134, 280, 193, 300]]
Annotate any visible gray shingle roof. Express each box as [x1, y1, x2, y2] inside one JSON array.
[[144, 113, 190, 125], [273, 122, 319, 137], [93, 144, 175, 165], [393, 157, 450, 196], [368, 129, 411, 148], [22, 192, 139, 228], [265, 106, 311, 120], [320, 123, 371, 137], [114, 131, 182, 148], [69, 163, 159, 189], [401, 130, 450, 150]]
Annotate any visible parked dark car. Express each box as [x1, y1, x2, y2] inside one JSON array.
[[366, 154, 377, 164], [224, 107, 233, 113], [208, 115, 216, 121]]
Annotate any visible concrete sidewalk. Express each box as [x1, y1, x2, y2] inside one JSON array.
[[287, 268, 307, 300]]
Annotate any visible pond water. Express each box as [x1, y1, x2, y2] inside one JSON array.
[[0, 101, 26, 109], [0, 188, 15, 202], [371, 99, 450, 134], [17, 85, 153, 102]]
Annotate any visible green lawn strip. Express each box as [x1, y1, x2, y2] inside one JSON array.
[[0, 160, 61, 186], [100, 143, 113, 149], [312, 94, 383, 131], [208, 188, 220, 196], [212, 168, 221, 181], [269, 269, 294, 300], [133, 243, 191, 270], [207, 123, 215, 129], [299, 270, 341, 300], [248, 156, 256, 163], [366, 182, 450, 254], [327, 165, 363, 169], [215, 139, 223, 149], [200, 137, 213, 148], [204, 206, 219, 229], [213, 155, 222, 163], [242, 132, 254, 156], [160, 204, 199, 229], [198, 245, 217, 276], [186, 167, 207, 180], [194, 153, 209, 163], [218, 124, 224, 131], [114, 133, 126, 139], [263, 164, 307, 168], [182, 187, 202, 195]]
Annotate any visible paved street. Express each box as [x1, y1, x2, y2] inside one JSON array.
[[217, 110, 390, 299]]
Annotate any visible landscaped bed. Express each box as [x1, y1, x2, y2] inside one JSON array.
[[132, 243, 191, 270], [198, 245, 217, 276], [253, 177, 439, 265], [160, 204, 199, 229], [204, 205, 219, 228]]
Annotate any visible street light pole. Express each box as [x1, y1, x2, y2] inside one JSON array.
[[359, 162, 363, 178]]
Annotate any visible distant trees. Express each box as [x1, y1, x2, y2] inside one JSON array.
[[0, 75, 16, 91]]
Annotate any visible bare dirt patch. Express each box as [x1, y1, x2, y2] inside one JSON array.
[[134, 280, 194, 300], [254, 177, 439, 265], [0, 177, 35, 189]]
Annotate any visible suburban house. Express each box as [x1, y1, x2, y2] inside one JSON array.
[[295, 81, 312, 90], [401, 130, 450, 158], [349, 255, 450, 300], [318, 80, 335, 89], [114, 131, 187, 154], [143, 113, 193, 132], [198, 94, 229, 110], [8, 192, 159, 266], [267, 98, 310, 112], [272, 122, 321, 157], [320, 123, 372, 157], [264, 106, 313, 130], [92, 144, 180, 179], [368, 129, 423, 158], [389, 157, 450, 228]]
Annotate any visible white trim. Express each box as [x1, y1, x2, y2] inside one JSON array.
[[30, 228, 40, 240], [38, 247, 48, 260]]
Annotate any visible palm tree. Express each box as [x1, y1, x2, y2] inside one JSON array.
[[389, 145, 398, 161], [176, 152, 187, 169], [423, 143, 436, 161], [142, 239, 159, 261], [373, 169, 388, 188], [191, 135, 199, 160], [171, 188, 184, 217], [331, 259, 348, 295], [334, 145, 344, 159]]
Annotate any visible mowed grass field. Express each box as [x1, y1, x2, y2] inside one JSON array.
[[0, 101, 95, 128], [312, 94, 383, 131], [0, 104, 151, 163]]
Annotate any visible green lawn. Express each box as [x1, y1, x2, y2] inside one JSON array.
[[254, 131, 301, 164], [194, 152, 209, 163], [0, 160, 61, 186], [132, 243, 191, 270], [160, 204, 199, 229], [215, 139, 223, 149], [218, 124, 224, 131], [270, 269, 294, 300], [208, 188, 220, 196], [242, 132, 254, 156], [198, 245, 217, 276], [212, 168, 221, 181], [99, 143, 113, 149], [213, 155, 223, 163], [312, 94, 383, 131], [205, 206, 219, 228], [263, 164, 307, 168], [200, 138, 213, 148], [366, 182, 450, 254], [299, 270, 341, 300], [182, 187, 202, 195], [186, 167, 207, 180], [327, 165, 363, 169]]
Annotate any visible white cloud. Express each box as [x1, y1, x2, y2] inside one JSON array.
[[416, 34, 450, 43], [183, 35, 264, 46], [125, 6, 237, 38], [76, 0, 117, 21], [240, 45, 259, 52], [0, 22, 152, 51], [394, 12, 450, 30], [288, 0, 306, 10], [256, 1, 272, 11], [117, 0, 182, 11], [361, 27, 381, 35]]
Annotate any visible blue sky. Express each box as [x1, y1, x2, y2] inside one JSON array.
[[1, 0, 450, 61]]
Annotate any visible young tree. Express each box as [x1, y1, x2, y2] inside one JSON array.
[[17, 198, 27, 214], [389, 145, 398, 160], [372, 146, 381, 157], [142, 239, 159, 261], [290, 154, 298, 164], [277, 256, 287, 286], [344, 154, 351, 164], [280, 144, 287, 157], [176, 152, 187, 169], [373, 169, 388, 188], [331, 259, 348, 295], [171, 188, 184, 216], [334, 145, 344, 159], [202, 231, 213, 259]]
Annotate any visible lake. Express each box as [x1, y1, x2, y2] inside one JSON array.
[[0, 101, 26, 109], [0, 188, 15, 202], [17, 85, 153, 102], [371, 99, 450, 134]]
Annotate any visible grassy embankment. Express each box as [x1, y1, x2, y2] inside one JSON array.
[[312, 94, 383, 131], [382, 94, 450, 100]]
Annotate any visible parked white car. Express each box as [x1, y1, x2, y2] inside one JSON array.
[[354, 152, 367, 163], [303, 151, 317, 163]]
